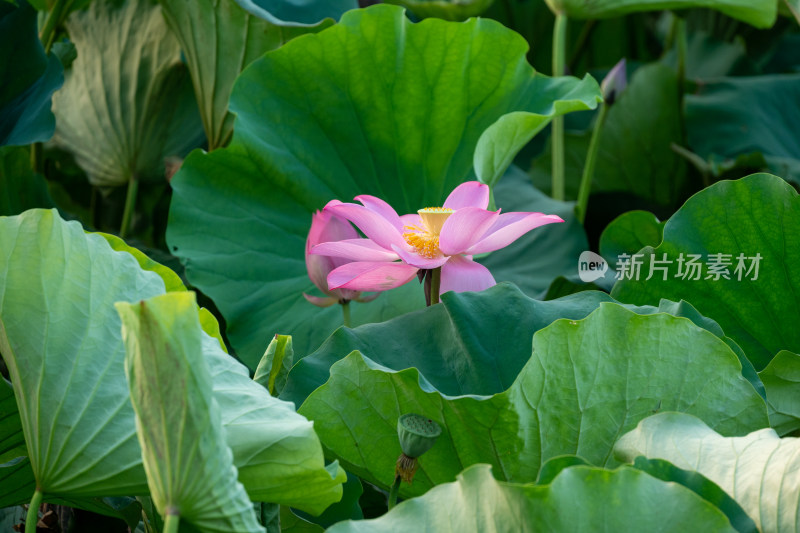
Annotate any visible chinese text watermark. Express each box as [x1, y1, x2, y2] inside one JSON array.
[[578, 251, 762, 282]]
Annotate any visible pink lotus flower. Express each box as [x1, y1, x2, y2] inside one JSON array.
[[304, 210, 378, 307], [311, 181, 564, 297]]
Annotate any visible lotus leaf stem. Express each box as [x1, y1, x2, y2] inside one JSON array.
[[576, 102, 609, 224], [388, 475, 402, 510], [25, 489, 43, 533], [551, 12, 568, 201], [120, 175, 139, 239], [163, 511, 180, 533]]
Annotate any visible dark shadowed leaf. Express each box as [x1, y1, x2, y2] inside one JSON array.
[[383, 0, 494, 20], [685, 75, 800, 185], [158, 0, 332, 149], [234, 0, 357, 25], [52, 0, 204, 187], [759, 350, 800, 436], [0, 0, 63, 146], [0, 146, 54, 216], [547, 0, 775, 28], [599, 210, 664, 271]]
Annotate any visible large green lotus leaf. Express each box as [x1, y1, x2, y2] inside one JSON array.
[[203, 324, 346, 512], [159, 0, 332, 150], [0, 209, 344, 512], [1, 379, 144, 525], [280, 508, 324, 533], [599, 210, 664, 272], [118, 292, 262, 532], [759, 350, 800, 436], [297, 303, 768, 497], [648, 300, 762, 398], [546, 0, 775, 28], [476, 166, 589, 298], [685, 75, 800, 185], [284, 283, 762, 408], [327, 464, 738, 533], [615, 412, 800, 533], [611, 174, 800, 371], [0, 378, 24, 461], [167, 4, 602, 368], [587, 209, 666, 291], [530, 63, 687, 208], [629, 457, 757, 533], [98, 233, 187, 292], [233, 0, 356, 26], [0, 378, 33, 508], [0, 146, 54, 216], [0, 209, 160, 496], [52, 0, 204, 187], [661, 30, 751, 80], [96, 231, 228, 351], [383, 0, 495, 21], [0, 0, 64, 146], [281, 284, 614, 406], [542, 276, 602, 300], [288, 470, 364, 529], [281, 283, 766, 405], [475, 82, 602, 190], [0, 457, 34, 510]]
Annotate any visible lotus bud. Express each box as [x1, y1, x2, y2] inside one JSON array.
[[600, 58, 627, 106], [303, 210, 378, 307], [395, 414, 441, 484]]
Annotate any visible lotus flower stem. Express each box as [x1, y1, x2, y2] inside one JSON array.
[[90, 187, 98, 228], [25, 489, 43, 533], [30, 142, 43, 175], [120, 174, 139, 239], [388, 475, 402, 510], [341, 300, 351, 327], [575, 102, 609, 224], [551, 12, 568, 201], [39, 0, 71, 53], [163, 512, 180, 533], [673, 17, 687, 100], [568, 20, 597, 72], [430, 267, 441, 305]]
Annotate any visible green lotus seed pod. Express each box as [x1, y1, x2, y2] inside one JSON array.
[[397, 413, 441, 458]]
